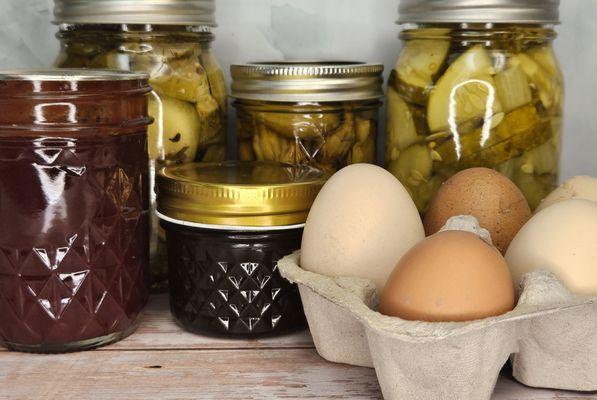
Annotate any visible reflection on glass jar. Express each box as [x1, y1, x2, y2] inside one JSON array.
[[156, 161, 328, 336], [0, 70, 151, 353], [53, 0, 227, 291], [386, 2, 563, 212], [231, 62, 384, 172]]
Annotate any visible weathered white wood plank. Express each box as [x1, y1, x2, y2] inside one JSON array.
[[0, 348, 382, 400], [1, 294, 595, 399]]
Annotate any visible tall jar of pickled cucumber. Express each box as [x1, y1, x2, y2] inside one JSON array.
[[386, 0, 563, 212], [53, 0, 227, 291], [231, 62, 384, 171]]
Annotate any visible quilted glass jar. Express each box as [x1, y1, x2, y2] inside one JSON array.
[[0, 70, 151, 352], [53, 0, 227, 291], [231, 62, 384, 171], [156, 161, 327, 336], [387, 0, 563, 212]]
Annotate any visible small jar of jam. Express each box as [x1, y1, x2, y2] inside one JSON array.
[[0, 70, 152, 352], [156, 161, 327, 336]]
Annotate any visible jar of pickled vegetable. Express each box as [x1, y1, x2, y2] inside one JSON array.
[[386, 0, 564, 211], [53, 0, 227, 291], [231, 62, 384, 171]]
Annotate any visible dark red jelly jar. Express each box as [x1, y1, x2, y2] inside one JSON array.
[[0, 70, 152, 352], [156, 161, 327, 336]]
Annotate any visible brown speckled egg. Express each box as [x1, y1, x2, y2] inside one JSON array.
[[379, 230, 515, 322], [423, 168, 531, 253]]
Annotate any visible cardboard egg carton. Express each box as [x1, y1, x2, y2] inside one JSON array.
[[279, 251, 597, 400]]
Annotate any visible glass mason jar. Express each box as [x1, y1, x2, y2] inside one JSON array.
[[156, 161, 328, 336], [0, 70, 151, 352], [53, 0, 227, 291], [231, 62, 384, 171], [386, 0, 564, 212]]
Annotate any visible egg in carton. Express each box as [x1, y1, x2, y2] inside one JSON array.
[[278, 217, 597, 400]]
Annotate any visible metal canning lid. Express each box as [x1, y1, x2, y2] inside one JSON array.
[[53, 0, 216, 26], [398, 0, 560, 24], [0, 69, 149, 82], [156, 161, 330, 227], [230, 62, 384, 103]]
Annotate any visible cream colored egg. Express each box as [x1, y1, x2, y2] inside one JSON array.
[[301, 164, 425, 291], [536, 176, 597, 212], [506, 199, 597, 295]]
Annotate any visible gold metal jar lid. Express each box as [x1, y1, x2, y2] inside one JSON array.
[[230, 61, 384, 103], [156, 161, 329, 227]]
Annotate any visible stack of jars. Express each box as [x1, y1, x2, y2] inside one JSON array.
[[0, 0, 565, 353]]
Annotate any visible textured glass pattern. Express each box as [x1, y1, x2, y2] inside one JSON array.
[[164, 223, 305, 336], [0, 134, 149, 350]]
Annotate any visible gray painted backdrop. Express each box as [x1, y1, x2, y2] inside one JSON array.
[[1, 0, 595, 180]]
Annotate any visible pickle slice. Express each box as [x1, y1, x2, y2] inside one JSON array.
[[201, 144, 226, 162], [518, 140, 559, 176], [527, 46, 563, 82], [427, 45, 502, 133], [150, 57, 211, 103], [388, 144, 433, 189], [258, 112, 341, 140], [148, 94, 201, 164], [239, 139, 256, 160], [434, 105, 551, 168], [495, 66, 532, 113], [200, 52, 228, 114], [509, 54, 559, 111], [386, 86, 421, 162], [512, 170, 556, 210], [348, 135, 375, 164], [321, 113, 356, 164], [195, 95, 223, 146], [252, 123, 305, 164], [395, 39, 450, 105]]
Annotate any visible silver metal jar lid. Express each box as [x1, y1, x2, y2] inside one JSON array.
[[398, 0, 560, 24], [0, 69, 149, 82], [230, 62, 384, 103], [53, 0, 216, 26]]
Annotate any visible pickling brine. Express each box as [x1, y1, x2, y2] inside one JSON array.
[[235, 100, 379, 171], [386, 26, 563, 212]]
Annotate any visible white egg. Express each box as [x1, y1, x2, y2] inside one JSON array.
[[536, 176, 597, 212], [300, 164, 425, 291], [506, 199, 597, 295]]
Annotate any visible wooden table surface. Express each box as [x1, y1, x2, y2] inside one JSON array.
[[1, 295, 595, 400]]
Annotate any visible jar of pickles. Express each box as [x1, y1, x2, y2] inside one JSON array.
[[231, 62, 384, 171], [386, 0, 564, 211], [53, 0, 227, 290]]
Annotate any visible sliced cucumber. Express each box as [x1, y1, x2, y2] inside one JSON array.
[[395, 39, 450, 105], [386, 86, 421, 163], [148, 94, 201, 163], [509, 54, 558, 111], [427, 45, 502, 133], [495, 66, 532, 113]]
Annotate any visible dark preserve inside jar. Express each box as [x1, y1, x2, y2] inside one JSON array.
[[0, 70, 152, 352], [163, 223, 305, 335], [157, 161, 327, 336]]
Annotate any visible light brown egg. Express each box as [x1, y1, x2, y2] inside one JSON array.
[[379, 230, 515, 322], [424, 168, 531, 253]]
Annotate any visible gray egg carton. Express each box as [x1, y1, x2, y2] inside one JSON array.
[[279, 251, 597, 400]]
